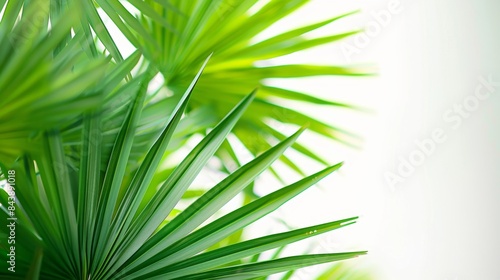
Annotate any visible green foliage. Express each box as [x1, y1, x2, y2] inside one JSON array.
[[0, 60, 363, 279], [0, 0, 107, 165], [1, 0, 373, 174], [134, 0, 373, 176], [15, 0, 373, 178], [0, 0, 369, 279]]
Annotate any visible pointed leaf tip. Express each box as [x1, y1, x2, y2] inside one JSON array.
[[242, 89, 258, 104], [250, 88, 258, 97], [330, 161, 344, 170]]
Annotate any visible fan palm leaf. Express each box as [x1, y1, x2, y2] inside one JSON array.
[[0, 1, 369, 278], [23, 0, 372, 178], [134, 0, 373, 176], [0, 60, 364, 279], [1, 0, 372, 178], [0, 0, 110, 166]]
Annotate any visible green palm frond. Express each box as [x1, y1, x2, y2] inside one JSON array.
[[1, 0, 371, 175], [271, 253, 374, 280], [251, 237, 374, 280], [0, 61, 364, 279], [0, 0, 110, 166], [64, 0, 174, 62], [59, 0, 372, 178], [137, 0, 373, 175], [0, 1, 370, 279]]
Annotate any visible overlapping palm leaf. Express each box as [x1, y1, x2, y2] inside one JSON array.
[[0, 0, 110, 166], [70, 0, 373, 178], [0, 1, 369, 279], [0, 0, 194, 169], [0, 61, 364, 279], [253, 246, 375, 280], [138, 0, 372, 176], [1, 0, 371, 175]]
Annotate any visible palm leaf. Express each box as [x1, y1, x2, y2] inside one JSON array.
[[0, 2, 368, 279], [169, 252, 365, 280], [148, 1, 371, 168], [0, 0, 111, 167], [85, 0, 373, 177], [2, 0, 372, 177], [0, 61, 363, 279]]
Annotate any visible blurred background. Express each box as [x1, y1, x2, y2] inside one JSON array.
[[240, 0, 500, 279]]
